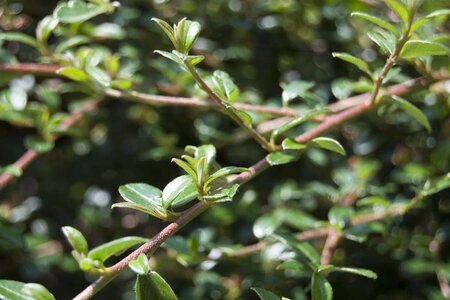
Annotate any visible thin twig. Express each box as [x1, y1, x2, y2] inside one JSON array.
[[320, 228, 341, 265], [437, 270, 450, 299]]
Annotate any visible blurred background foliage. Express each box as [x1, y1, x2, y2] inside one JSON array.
[[0, 0, 449, 299]]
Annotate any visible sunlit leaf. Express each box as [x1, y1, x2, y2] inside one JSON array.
[[400, 40, 448, 59], [388, 95, 431, 132], [311, 272, 333, 300], [88, 236, 147, 263], [61, 226, 89, 255], [332, 52, 371, 75], [135, 272, 178, 300], [309, 137, 346, 156]]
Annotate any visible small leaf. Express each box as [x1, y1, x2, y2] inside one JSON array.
[[253, 214, 282, 238], [55, 36, 90, 53], [327, 266, 378, 279], [61, 226, 89, 254], [85, 65, 111, 87], [24, 135, 54, 153], [55, 0, 108, 23], [271, 108, 330, 144], [135, 272, 178, 300], [203, 183, 240, 202], [2, 165, 22, 177], [111, 80, 132, 91], [154, 50, 185, 66], [274, 207, 321, 230], [23, 283, 55, 300], [0, 32, 38, 48], [212, 70, 239, 102], [172, 158, 198, 182], [384, 0, 408, 23], [267, 150, 301, 166], [0, 280, 27, 300], [36, 16, 58, 45], [57, 67, 88, 82], [332, 52, 370, 75], [282, 138, 307, 150], [328, 207, 354, 228], [274, 233, 320, 266], [426, 9, 450, 19], [205, 166, 249, 187], [185, 55, 204, 66], [152, 18, 177, 48], [129, 254, 150, 275], [368, 29, 396, 54], [252, 287, 281, 300], [88, 236, 147, 263], [400, 40, 449, 59], [351, 12, 399, 36], [311, 272, 333, 300], [309, 137, 346, 156], [281, 80, 315, 106], [162, 175, 199, 209], [388, 95, 431, 132], [176, 19, 201, 54], [421, 173, 450, 196]]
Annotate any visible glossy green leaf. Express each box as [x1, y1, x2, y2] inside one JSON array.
[[368, 29, 396, 54], [309, 137, 346, 156], [55, 0, 108, 23], [57, 67, 88, 82], [328, 207, 354, 228], [281, 80, 314, 106], [332, 52, 370, 75], [384, 0, 408, 23], [154, 50, 185, 66], [351, 12, 399, 36], [282, 138, 307, 150], [135, 272, 178, 300], [271, 108, 330, 144], [205, 167, 249, 187], [55, 36, 90, 54], [88, 236, 147, 263], [267, 150, 301, 166], [23, 283, 55, 300], [328, 266, 378, 279], [203, 183, 240, 202], [421, 173, 450, 196], [24, 135, 54, 154], [252, 287, 281, 300], [0, 32, 38, 48], [128, 254, 150, 275], [0, 280, 28, 300], [274, 233, 320, 265], [253, 214, 282, 238], [152, 18, 177, 48], [176, 19, 201, 54], [274, 207, 321, 230], [388, 95, 431, 132], [400, 40, 448, 59], [61, 226, 89, 254], [36, 16, 58, 45], [85, 65, 111, 87], [185, 55, 204, 66], [162, 175, 199, 209], [172, 158, 198, 181], [212, 70, 239, 102], [111, 80, 132, 91], [311, 272, 333, 300]]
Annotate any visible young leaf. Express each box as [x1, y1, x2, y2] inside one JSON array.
[[61, 226, 89, 255], [85, 65, 111, 87], [203, 183, 240, 202], [351, 12, 399, 36], [135, 272, 178, 300], [311, 272, 333, 300], [55, 0, 108, 24], [281, 80, 314, 107], [205, 166, 249, 187], [332, 52, 371, 75], [252, 287, 281, 300], [36, 16, 58, 45], [55, 36, 90, 54], [23, 283, 55, 300], [267, 150, 301, 166], [309, 137, 346, 156], [270, 108, 330, 144], [384, 0, 408, 23], [421, 173, 450, 196], [282, 138, 307, 150], [368, 29, 396, 55], [274, 233, 321, 266], [0, 32, 38, 48], [88, 236, 148, 263], [327, 266, 378, 279], [400, 40, 449, 59], [151, 18, 177, 48], [118, 183, 163, 209], [162, 175, 199, 209], [129, 253, 150, 275], [57, 67, 88, 82], [0, 280, 27, 300], [253, 214, 282, 238], [154, 50, 185, 66], [426, 9, 450, 19], [212, 70, 239, 102], [388, 95, 431, 132], [176, 19, 201, 54], [24, 135, 54, 153], [172, 158, 198, 182]]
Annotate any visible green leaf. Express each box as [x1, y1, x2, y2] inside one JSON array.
[[23, 283, 55, 300], [328, 207, 354, 228], [332, 52, 371, 75], [129, 254, 150, 275], [185, 55, 204, 66], [57, 67, 88, 82], [351, 12, 399, 36], [311, 272, 333, 300], [282, 138, 307, 150], [253, 214, 282, 238], [154, 50, 186, 67], [176, 19, 201, 54], [384, 0, 408, 23], [36, 16, 58, 45], [267, 150, 301, 166], [2, 165, 23, 177], [212, 70, 239, 102], [274, 233, 320, 265], [281, 80, 314, 107], [0, 32, 38, 48], [61, 226, 89, 254], [88, 236, 147, 263], [274, 207, 321, 230], [252, 287, 281, 300], [368, 29, 396, 55], [388, 95, 431, 132], [135, 272, 178, 300], [85, 65, 111, 87], [162, 175, 199, 209], [55, 0, 108, 24], [152, 18, 177, 48], [271, 108, 330, 144], [193, 144, 216, 169], [111, 80, 132, 91], [400, 40, 449, 59], [309, 137, 346, 156], [24, 135, 54, 154], [172, 158, 198, 182], [426, 9, 450, 19], [55, 36, 90, 53], [421, 173, 450, 196], [0, 280, 27, 300], [327, 266, 378, 279], [205, 166, 249, 187], [203, 183, 240, 202]]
